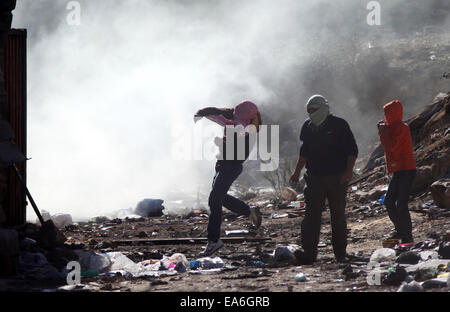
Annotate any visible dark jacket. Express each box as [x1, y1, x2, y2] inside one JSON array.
[[300, 114, 358, 176]]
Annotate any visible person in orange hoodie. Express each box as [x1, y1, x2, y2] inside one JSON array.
[[378, 100, 416, 244]]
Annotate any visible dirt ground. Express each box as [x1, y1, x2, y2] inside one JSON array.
[[43, 189, 448, 293]]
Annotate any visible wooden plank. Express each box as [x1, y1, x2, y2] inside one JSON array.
[[111, 237, 272, 245]]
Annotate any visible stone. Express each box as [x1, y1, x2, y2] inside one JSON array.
[[396, 251, 420, 265], [421, 277, 449, 289], [405, 259, 450, 281], [397, 281, 424, 292], [355, 185, 388, 202], [369, 248, 396, 263], [430, 179, 450, 208], [412, 166, 434, 194], [438, 241, 450, 259]]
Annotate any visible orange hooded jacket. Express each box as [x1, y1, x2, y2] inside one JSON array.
[[378, 100, 416, 174]]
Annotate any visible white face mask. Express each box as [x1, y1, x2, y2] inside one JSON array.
[[308, 105, 329, 126]]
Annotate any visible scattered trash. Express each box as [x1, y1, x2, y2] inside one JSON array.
[[273, 245, 300, 264], [253, 260, 265, 267], [405, 275, 414, 283], [378, 194, 386, 205], [189, 260, 201, 270], [294, 272, 309, 282], [75, 250, 111, 272], [382, 265, 407, 286], [419, 250, 439, 261], [281, 187, 297, 202], [370, 248, 396, 263], [160, 253, 189, 272], [437, 272, 449, 278], [270, 213, 289, 219], [225, 230, 249, 236], [81, 269, 100, 278], [190, 257, 224, 270]]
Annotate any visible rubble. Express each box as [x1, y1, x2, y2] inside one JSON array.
[[354, 185, 388, 202], [430, 179, 450, 208], [405, 259, 450, 281], [37, 210, 73, 228]]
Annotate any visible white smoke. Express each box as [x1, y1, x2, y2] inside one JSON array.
[[11, 0, 450, 221]]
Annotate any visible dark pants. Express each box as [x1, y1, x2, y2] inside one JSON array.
[[207, 160, 251, 242], [384, 169, 416, 242], [301, 171, 348, 260]]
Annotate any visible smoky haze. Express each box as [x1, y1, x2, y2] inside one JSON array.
[[11, 0, 450, 221]]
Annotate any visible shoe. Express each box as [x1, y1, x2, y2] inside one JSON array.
[[401, 237, 414, 244], [336, 256, 350, 264], [249, 206, 262, 229], [199, 239, 224, 257], [387, 231, 401, 239]]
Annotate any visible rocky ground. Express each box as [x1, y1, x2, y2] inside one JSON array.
[[0, 184, 449, 293]]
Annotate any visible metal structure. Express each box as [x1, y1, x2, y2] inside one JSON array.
[[1, 29, 27, 226]]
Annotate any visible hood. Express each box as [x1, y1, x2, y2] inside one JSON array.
[[233, 100, 258, 127], [383, 100, 403, 125]]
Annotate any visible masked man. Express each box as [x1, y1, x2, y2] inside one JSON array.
[[194, 101, 262, 257], [290, 95, 358, 264], [378, 100, 416, 244]]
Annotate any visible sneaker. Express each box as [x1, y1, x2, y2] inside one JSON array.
[[199, 239, 224, 257], [249, 206, 262, 229], [336, 256, 350, 264], [401, 237, 414, 244], [387, 231, 401, 239]]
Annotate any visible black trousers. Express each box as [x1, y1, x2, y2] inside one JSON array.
[[207, 161, 251, 242], [384, 169, 416, 242], [301, 171, 348, 260]]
